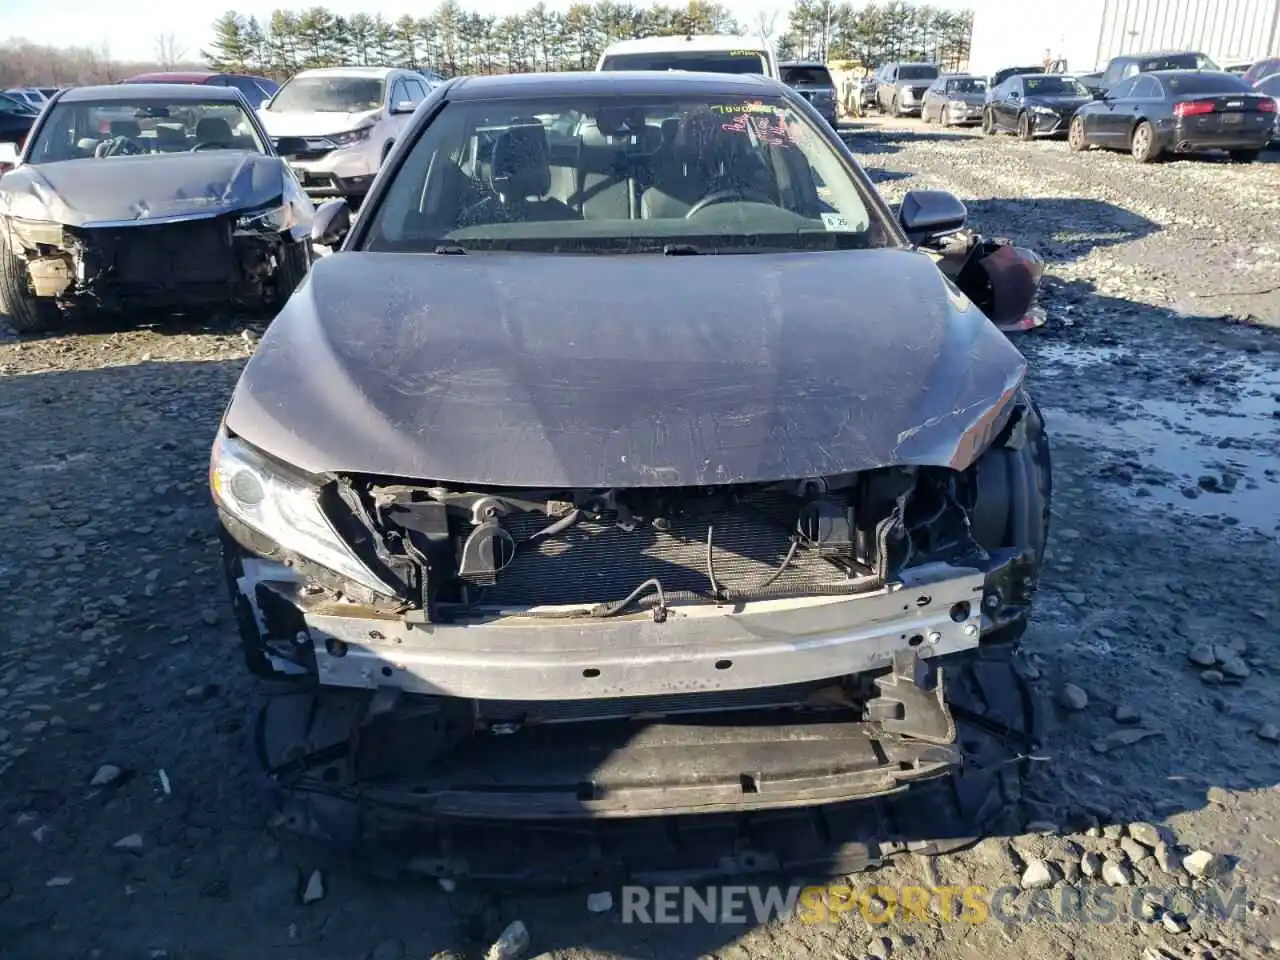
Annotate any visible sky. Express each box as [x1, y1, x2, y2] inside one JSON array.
[[4, 0, 976, 64]]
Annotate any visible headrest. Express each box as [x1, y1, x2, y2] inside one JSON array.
[[490, 124, 550, 200], [195, 117, 234, 143], [109, 119, 140, 139]]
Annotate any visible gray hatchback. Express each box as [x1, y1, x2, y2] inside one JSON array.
[[780, 61, 839, 127]]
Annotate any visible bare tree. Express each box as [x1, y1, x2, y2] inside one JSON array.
[[154, 32, 187, 69], [755, 8, 779, 50]]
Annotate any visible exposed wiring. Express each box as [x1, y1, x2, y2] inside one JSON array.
[[706, 524, 801, 601]]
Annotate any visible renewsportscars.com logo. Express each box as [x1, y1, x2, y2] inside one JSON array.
[[619, 883, 1248, 925]]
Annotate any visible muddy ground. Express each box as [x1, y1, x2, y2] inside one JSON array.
[[0, 116, 1278, 960]]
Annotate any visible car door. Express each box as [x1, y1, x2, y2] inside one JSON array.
[[1093, 77, 1138, 141], [992, 78, 1020, 129], [923, 78, 947, 120], [879, 66, 897, 109]]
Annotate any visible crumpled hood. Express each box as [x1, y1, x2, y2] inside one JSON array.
[[225, 248, 1028, 488], [0, 152, 286, 226], [258, 108, 379, 139]]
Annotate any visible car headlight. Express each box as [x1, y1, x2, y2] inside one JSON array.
[[901, 89, 915, 102], [234, 202, 299, 234], [210, 427, 395, 596], [7, 216, 64, 247], [1032, 105, 1058, 116], [330, 124, 373, 146]]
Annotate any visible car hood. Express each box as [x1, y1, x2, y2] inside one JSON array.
[[258, 108, 379, 138], [948, 93, 986, 105], [0, 152, 286, 226], [224, 248, 1028, 488], [1026, 95, 1089, 110]]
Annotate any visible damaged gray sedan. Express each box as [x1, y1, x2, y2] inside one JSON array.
[[211, 71, 1051, 873], [0, 84, 315, 332]]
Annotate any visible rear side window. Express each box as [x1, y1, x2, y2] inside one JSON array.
[[1131, 76, 1160, 98], [1163, 73, 1251, 95], [897, 65, 939, 81], [781, 66, 833, 86]]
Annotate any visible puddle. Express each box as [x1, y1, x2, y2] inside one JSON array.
[[1031, 341, 1134, 370], [1043, 382, 1280, 530]]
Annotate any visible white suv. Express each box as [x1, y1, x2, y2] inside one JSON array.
[[259, 66, 431, 202], [597, 35, 780, 81]]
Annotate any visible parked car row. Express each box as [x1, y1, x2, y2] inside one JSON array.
[[869, 49, 1278, 163]]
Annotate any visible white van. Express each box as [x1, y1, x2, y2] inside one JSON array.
[[596, 35, 780, 81]]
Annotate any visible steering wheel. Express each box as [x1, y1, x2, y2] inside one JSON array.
[[684, 187, 775, 218], [94, 136, 145, 158], [189, 142, 226, 152]]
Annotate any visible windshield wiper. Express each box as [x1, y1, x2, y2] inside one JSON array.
[[433, 245, 467, 255]]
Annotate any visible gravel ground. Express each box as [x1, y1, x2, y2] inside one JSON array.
[[0, 116, 1278, 960]]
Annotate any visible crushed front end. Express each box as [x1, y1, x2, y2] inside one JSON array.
[[4, 206, 306, 315], [212, 391, 1050, 858]]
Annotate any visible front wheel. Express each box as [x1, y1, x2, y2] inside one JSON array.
[[1228, 149, 1259, 164], [1067, 116, 1087, 151], [981, 109, 995, 135], [270, 241, 310, 310], [0, 240, 59, 333], [1016, 112, 1033, 141]]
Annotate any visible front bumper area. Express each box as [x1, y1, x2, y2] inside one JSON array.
[[1028, 111, 1073, 137]]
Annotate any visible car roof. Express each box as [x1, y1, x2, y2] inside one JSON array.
[[1143, 69, 1240, 80], [889, 61, 938, 67], [779, 61, 830, 69], [124, 72, 217, 82], [1115, 50, 1205, 60], [446, 70, 777, 100], [602, 35, 766, 54], [941, 73, 979, 79], [59, 83, 245, 103], [294, 66, 401, 78]]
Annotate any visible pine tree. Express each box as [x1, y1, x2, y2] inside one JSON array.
[[203, 12, 251, 73]]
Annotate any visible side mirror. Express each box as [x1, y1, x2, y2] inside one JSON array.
[[1092, 89, 1109, 100], [390, 100, 416, 115], [311, 198, 351, 248], [274, 136, 308, 157], [898, 189, 967, 245]]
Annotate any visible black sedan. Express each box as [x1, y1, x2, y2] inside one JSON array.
[[0, 83, 316, 332], [983, 73, 1092, 139], [1067, 70, 1276, 163], [210, 69, 1053, 853]]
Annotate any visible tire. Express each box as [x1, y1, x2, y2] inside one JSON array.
[[1130, 120, 1159, 163], [1016, 111, 1033, 141], [1228, 149, 1259, 163], [981, 109, 995, 135], [1067, 116, 1087, 152], [891, 96, 901, 117], [270, 240, 310, 310], [0, 238, 59, 333]]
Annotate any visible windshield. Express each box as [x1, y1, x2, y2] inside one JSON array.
[[600, 50, 769, 75], [946, 78, 986, 94], [898, 65, 939, 81], [782, 66, 834, 86], [1163, 73, 1252, 94], [1139, 53, 1217, 72], [268, 76, 384, 113], [1024, 76, 1089, 96], [25, 98, 266, 163], [363, 94, 887, 255], [0, 93, 36, 115]]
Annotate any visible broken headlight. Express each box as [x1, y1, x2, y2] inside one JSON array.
[[210, 427, 396, 597], [234, 203, 298, 235], [7, 216, 65, 248]]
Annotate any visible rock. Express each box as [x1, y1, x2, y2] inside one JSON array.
[[184, 683, 220, 702], [1181, 486, 1201, 499], [1206, 786, 1231, 806], [1258, 723, 1280, 743], [1020, 859, 1055, 890], [1081, 851, 1103, 879], [1199, 669, 1224, 686], [112, 833, 143, 851], [90, 764, 124, 787], [1128, 822, 1163, 849], [1154, 842, 1178, 874], [1101, 824, 1124, 840], [300, 868, 325, 905], [1060, 857, 1081, 884], [1101, 859, 1133, 887], [1025, 820, 1058, 834], [867, 936, 893, 960], [586, 891, 613, 914], [369, 939, 405, 960], [1113, 703, 1141, 724], [1162, 913, 1190, 934], [485, 920, 530, 960], [200, 609, 220, 626], [1121, 837, 1152, 863], [1057, 683, 1089, 711], [1218, 655, 1250, 680], [1091, 727, 1161, 753], [46, 876, 73, 887], [1187, 645, 1216, 667], [1197, 475, 1219, 491], [438, 877, 457, 893], [1182, 850, 1230, 879]]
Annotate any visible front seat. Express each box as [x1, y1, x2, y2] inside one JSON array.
[[489, 125, 578, 222], [195, 117, 234, 145], [108, 119, 141, 139]]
